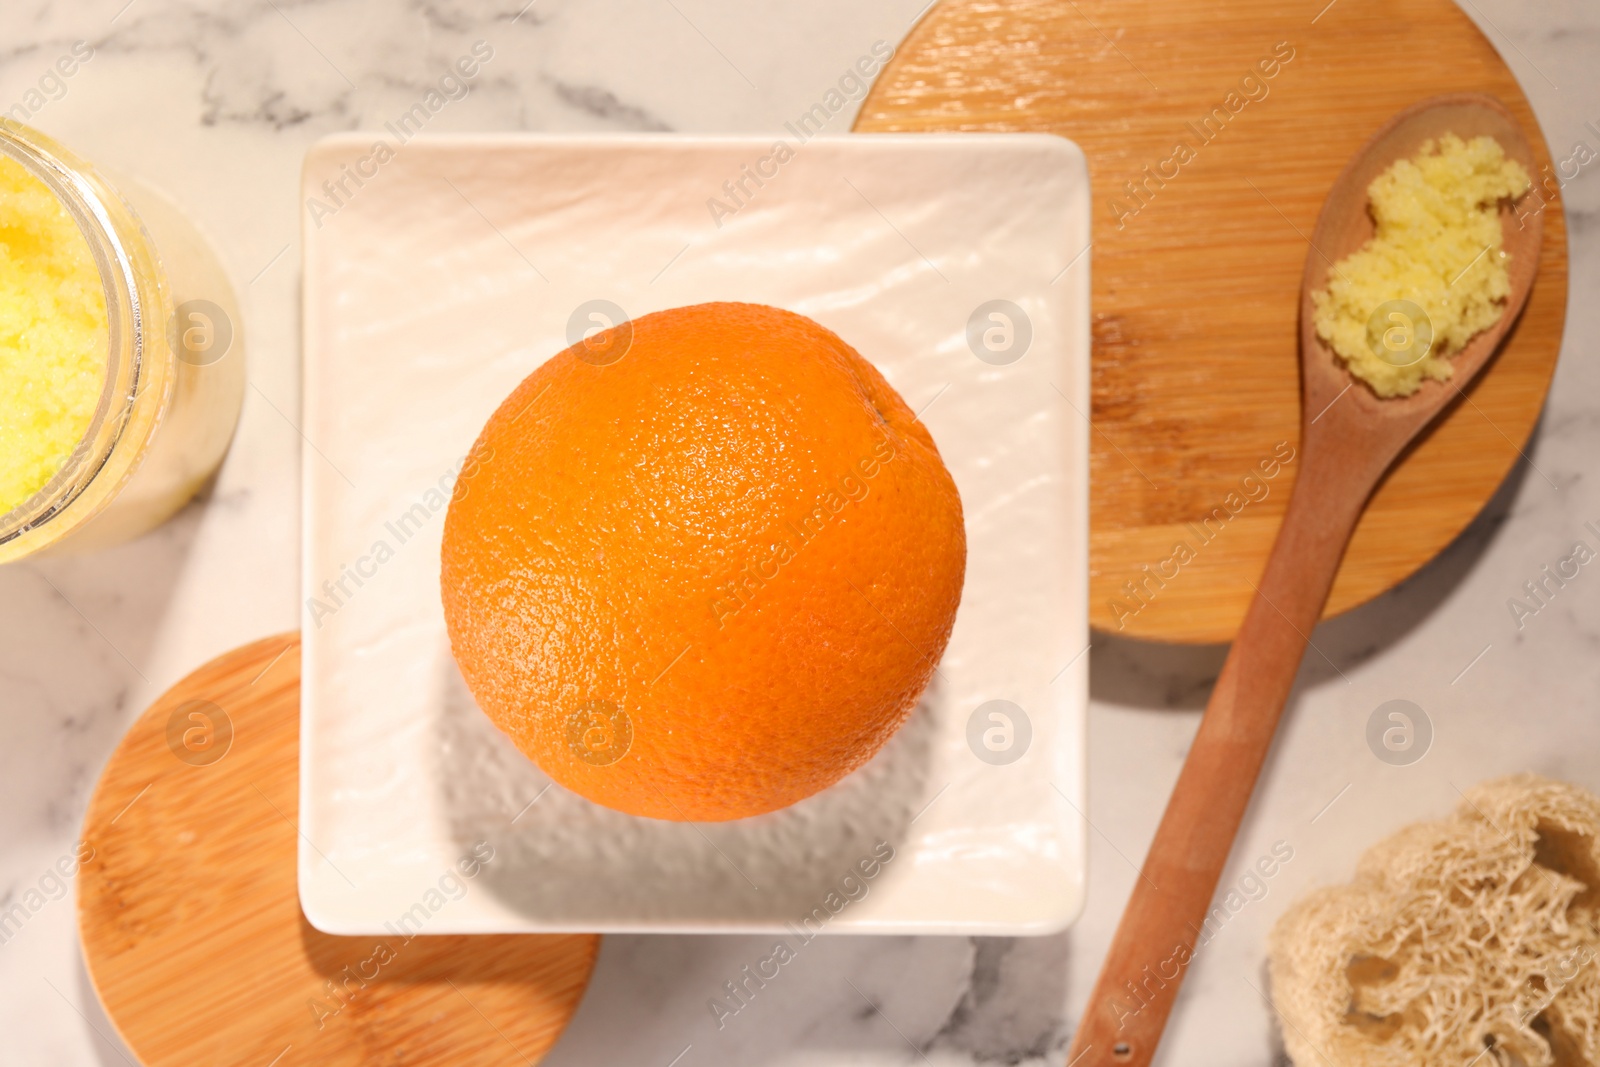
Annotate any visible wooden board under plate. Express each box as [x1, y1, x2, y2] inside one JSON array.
[[78, 633, 599, 1067]]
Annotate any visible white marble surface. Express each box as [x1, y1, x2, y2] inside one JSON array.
[[0, 1, 1595, 1065]]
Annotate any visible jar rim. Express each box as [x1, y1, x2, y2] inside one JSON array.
[[0, 119, 146, 548]]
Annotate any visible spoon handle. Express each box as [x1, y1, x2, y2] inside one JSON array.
[[1066, 442, 1379, 1067]]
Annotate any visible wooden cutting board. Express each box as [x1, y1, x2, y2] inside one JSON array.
[[78, 634, 598, 1067], [856, 0, 1568, 642]]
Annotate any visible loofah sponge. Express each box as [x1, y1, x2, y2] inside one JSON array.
[[1269, 774, 1600, 1067]]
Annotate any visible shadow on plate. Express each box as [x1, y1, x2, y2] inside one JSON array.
[[432, 651, 938, 925]]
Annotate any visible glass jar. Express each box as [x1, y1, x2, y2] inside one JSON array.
[[0, 120, 244, 561]]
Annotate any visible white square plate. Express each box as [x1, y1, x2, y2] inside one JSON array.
[[300, 133, 1089, 935]]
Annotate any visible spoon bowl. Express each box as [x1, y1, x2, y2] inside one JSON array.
[[1301, 93, 1543, 444]]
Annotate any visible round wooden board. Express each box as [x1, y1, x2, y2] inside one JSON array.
[[856, 0, 1568, 642], [78, 634, 599, 1067]]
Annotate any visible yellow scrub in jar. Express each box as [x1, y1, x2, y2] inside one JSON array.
[[0, 156, 108, 514], [0, 120, 245, 560]]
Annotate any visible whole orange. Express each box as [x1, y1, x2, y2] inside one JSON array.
[[441, 302, 965, 821]]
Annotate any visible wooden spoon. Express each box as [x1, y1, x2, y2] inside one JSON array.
[[1066, 93, 1544, 1067]]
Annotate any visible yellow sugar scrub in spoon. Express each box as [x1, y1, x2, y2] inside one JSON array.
[[0, 154, 107, 513], [1311, 133, 1530, 398]]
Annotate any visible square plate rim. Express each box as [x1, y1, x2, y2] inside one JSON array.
[[297, 131, 1092, 936]]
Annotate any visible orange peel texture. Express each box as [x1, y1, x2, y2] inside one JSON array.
[[441, 302, 966, 821]]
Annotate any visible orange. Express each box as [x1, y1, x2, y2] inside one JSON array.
[[441, 302, 965, 821]]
